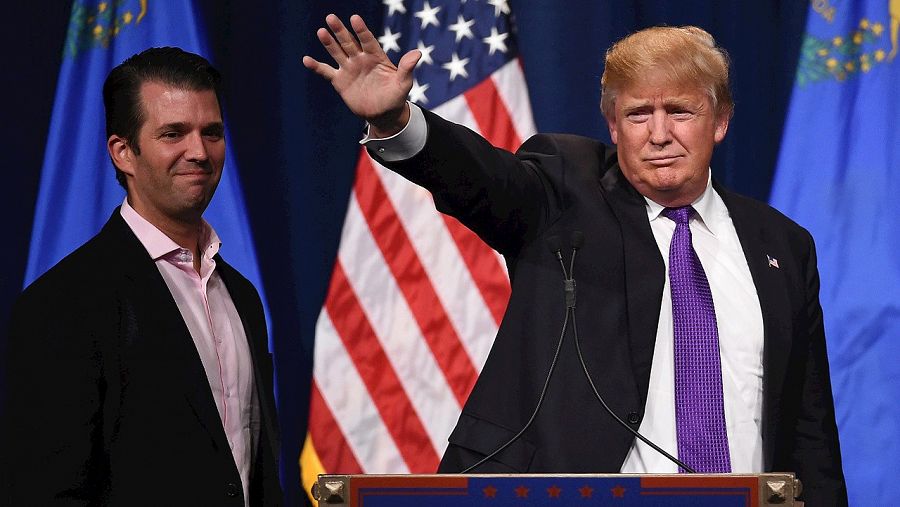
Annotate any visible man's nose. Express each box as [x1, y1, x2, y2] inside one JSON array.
[[648, 110, 672, 146], [184, 132, 209, 162]]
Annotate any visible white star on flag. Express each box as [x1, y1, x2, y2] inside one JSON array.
[[416, 41, 435, 66], [482, 27, 509, 55], [378, 27, 402, 53], [442, 52, 470, 80], [414, 1, 442, 29], [448, 14, 475, 43], [409, 78, 430, 104], [383, 0, 407, 16], [487, 0, 511, 17]]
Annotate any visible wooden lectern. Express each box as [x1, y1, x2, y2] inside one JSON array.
[[311, 473, 802, 506]]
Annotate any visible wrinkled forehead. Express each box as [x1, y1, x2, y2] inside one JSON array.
[[611, 68, 713, 107]]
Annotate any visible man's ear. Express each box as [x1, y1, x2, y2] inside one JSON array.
[[107, 135, 136, 176], [714, 107, 732, 144]]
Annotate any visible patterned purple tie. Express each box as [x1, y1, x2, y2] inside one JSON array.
[[663, 206, 731, 473]]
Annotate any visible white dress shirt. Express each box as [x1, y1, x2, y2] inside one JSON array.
[[620, 180, 765, 473]]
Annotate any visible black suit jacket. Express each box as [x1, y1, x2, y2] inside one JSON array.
[[3, 210, 283, 506], [375, 109, 847, 505]]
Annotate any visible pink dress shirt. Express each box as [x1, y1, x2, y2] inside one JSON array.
[[120, 200, 258, 506]]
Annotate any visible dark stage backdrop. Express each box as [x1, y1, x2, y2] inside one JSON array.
[[1, 2, 807, 505]]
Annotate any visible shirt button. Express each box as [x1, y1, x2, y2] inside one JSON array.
[[377, 147, 386, 153], [627, 411, 641, 424], [225, 482, 240, 497]]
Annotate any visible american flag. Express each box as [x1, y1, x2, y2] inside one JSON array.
[[301, 0, 536, 496]]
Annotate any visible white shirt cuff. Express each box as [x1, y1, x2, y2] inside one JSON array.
[[360, 102, 427, 162]]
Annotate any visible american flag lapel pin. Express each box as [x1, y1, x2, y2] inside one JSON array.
[[767, 254, 780, 269]]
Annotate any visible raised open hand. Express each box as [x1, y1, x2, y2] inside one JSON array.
[[303, 14, 421, 137]]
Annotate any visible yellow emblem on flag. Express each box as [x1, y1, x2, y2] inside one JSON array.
[[798, 1, 896, 85], [889, 0, 899, 59], [64, 0, 148, 58]]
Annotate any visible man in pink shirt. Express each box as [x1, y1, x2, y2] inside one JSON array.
[[4, 48, 282, 506]]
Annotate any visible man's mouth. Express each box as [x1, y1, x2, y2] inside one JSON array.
[[645, 155, 681, 166], [175, 169, 212, 178]]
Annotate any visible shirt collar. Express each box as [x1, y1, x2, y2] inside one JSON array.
[[643, 171, 726, 238], [119, 198, 221, 261]]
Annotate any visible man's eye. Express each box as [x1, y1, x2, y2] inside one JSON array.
[[162, 131, 181, 139], [627, 112, 650, 122]]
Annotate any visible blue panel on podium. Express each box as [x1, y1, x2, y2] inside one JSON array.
[[312, 473, 799, 506]]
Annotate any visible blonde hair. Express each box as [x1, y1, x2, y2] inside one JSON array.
[[600, 26, 733, 120]]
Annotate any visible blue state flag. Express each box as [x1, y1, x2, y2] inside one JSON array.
[[25, 0, 267, 331], [770, 1, 900, 504]]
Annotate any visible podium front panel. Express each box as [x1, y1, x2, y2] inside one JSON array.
[[312, 473, 801, 506]]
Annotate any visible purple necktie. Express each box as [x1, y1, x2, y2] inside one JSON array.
[[663, 206, 731, 473]]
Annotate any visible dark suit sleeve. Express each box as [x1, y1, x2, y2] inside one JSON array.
[[372, 108, 569, 256], [791, 232, 848, 506], [3, 281, 111, 506]]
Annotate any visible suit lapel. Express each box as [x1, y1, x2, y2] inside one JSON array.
[[102, 211, 233, 450], [599, 168, 666, 402], [594, 171, 794, 465], [717, 186, 794, 467]]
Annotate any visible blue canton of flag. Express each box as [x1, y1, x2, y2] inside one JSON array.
[[25, 0, 268, 333], [381, 0, 518, 107], [770, 0, 900, 504]]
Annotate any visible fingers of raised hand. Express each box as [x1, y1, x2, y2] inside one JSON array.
[[349, 15, 382, 55], [326, 14, 362, 58], [301, 55, 336, 81], [397, 49, 422, 77], [306, 14, 389, 84], [316, 25, 351, 67]]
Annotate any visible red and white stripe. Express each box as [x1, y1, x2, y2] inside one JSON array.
[[306, 58, 536, 476]]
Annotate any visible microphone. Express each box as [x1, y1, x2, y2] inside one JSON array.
[[565, 232, 582, 309], [462, 230, 695, 474], [563, 230, 697, 473], [459, 235, 573, 474]]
